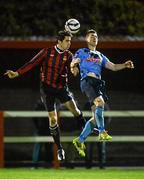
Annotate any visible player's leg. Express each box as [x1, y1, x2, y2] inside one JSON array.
[[64, 99, 86, 129], [72, 107, 99, 148], [78, 117, 95, 141], [48, 110, 61, 147], [77, 103, 99, 139], [93, 96, 105, 132], [73, 77, 100, 140], [40, 86, 65, 161], [58, 88, 86, 130], [71, 77, 96, 156], [58, 88, 88, 157], [81, 77, 112, 141], [48, 110, 65, 161], [73, 117, 95, 157], [93, 96, 112, 141]]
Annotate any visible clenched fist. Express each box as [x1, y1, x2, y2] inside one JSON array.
[[124, 60, 134, 69]]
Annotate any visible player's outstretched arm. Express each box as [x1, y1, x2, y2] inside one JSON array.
[[4, 70, 19, 79], [106, 60, 134, 71]]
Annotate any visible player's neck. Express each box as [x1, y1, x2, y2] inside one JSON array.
[[87, 44, 96, 51], [56, 45, 64, 52]]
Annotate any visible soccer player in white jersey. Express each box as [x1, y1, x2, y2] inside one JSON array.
[[70, 29, 134, 157]]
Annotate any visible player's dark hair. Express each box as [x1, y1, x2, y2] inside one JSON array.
[[57, 30, 72, 41], [86, 29, 97, 35]]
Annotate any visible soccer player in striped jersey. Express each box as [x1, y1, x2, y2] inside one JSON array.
[[4, 30, 86, 161], [71, 29, 134, 157]]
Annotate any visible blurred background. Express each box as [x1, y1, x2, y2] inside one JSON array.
[[0, 0, 144, 168]]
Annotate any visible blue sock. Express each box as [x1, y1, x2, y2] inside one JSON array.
[[95, 107, 105, 133], [79, 120, 95, 143]]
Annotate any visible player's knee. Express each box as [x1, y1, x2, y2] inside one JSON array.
[[94, 96, 105, 107], [90, 117, 96, 127], [73, 108, 81, 116], [49, 124, 59, 136], [49, 117, 57, 126]]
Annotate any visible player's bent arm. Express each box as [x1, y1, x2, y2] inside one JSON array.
[[71, 66, 79, 76], [70, 58, 80, 67], [105, 60, 134, 71], [70, 58, 80, 76]]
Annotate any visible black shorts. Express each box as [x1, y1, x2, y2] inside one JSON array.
[[40, 83, 73, 112], [80, 76, 108, 104]]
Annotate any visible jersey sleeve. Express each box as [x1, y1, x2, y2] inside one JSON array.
[[66, 51, 73, 71], [67, 51, 73, 64], [17, 48, 47, 75], [73, 49, 82, 61], [101, 53, 110, 67]]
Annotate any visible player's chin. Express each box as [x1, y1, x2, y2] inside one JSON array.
[[66, 45, 70, 50]]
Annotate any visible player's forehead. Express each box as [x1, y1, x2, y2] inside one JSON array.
[[88, 32, 98, 38], [64, 36, 71, 41]]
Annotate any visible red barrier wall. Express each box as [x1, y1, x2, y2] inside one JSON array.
[[0, 40, 143, 49]]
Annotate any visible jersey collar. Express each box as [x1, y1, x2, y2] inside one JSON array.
[[55, 45, 65, 53]]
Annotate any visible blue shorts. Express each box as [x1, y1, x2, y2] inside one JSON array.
[[80, 76, 108, 104]]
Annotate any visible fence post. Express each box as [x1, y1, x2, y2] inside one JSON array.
[[53, 144, 60, 168], [0, 112, 4, 167]]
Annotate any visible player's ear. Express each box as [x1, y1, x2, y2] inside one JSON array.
[[57, 39, 61, 44], [85, 35, 88, 40], [85, 34, 89, 42]]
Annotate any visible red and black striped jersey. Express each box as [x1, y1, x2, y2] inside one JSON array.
[[17, 46, 73, 89]]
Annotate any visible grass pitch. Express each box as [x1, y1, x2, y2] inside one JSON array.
[[0, 167, 144, 179]]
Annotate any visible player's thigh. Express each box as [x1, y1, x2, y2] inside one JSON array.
[[80, 77, 99, 103], [40, 85, 56, 112], [64, 99, 80, 116], [81, 77, 105, 107], [40, 86, 58, 125], [57, 88, 80, 116], [58, 87, 72, 103]]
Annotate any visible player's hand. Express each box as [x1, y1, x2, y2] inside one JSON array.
[[71, 67, 79, 76], [4, 70, 19, 79], [124, 60, 134, 69], [70, 58, 80, 76]]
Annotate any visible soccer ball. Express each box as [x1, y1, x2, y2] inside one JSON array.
[[65, 18, 80, 34]]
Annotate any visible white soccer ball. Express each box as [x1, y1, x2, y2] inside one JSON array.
[[65, 18, 80, 34]]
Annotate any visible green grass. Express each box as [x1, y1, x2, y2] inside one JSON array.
[[0, 167, 144, 179]]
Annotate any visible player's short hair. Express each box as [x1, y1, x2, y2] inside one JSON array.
[[57, 30, 72, 41], [86, 29, 97, 35]]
